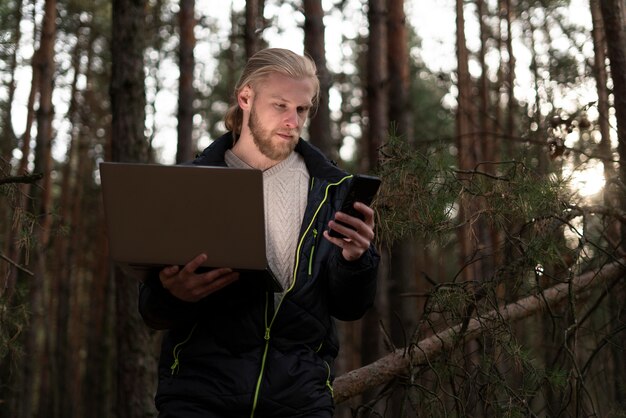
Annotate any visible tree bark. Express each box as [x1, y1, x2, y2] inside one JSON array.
[[111, 0, 150, 165], [111, 0, 158, 416], [177, 0, 196, 163], [304, 0, 334, 160], [386, 0, 419, 379], [598, 0, 626, 409], [18, 0, 58, 415], [0, 0, 22, 162], [504, 0, 516, 141], [599, 0, 626, 233], [455, 0, 483, 285], [2, 4, 43, 303], [387, 0, 410, 141], [52, 21, 87, 417], [245, 0, 263, 58], [366, 0, 388, 170]]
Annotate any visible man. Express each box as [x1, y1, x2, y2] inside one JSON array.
[[139, 48, 379, 418]]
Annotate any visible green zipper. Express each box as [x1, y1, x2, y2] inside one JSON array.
[[324, 361, 334, 398], [248, 175, 352, 417], [270, 175, 351, 325], [170, 323, 198, 375]]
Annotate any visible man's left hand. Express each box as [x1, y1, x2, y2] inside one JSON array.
[[324, 202, 375, 261]]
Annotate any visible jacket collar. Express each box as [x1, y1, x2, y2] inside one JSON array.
[[193, 132, 347, 182]]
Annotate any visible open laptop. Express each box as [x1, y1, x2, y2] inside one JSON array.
[[99, 162, 281, 291]]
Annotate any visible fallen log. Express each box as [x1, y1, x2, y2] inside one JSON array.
[[333, 259, 626, 403]]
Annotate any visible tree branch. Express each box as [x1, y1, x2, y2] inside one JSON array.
[[0, 253, 34, 276], [333, 259, 626, 403], [567, 204, 626, 224], [0, 172, 44, 186]]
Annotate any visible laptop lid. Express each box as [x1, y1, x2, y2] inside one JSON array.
[[100, 162, 279, 290]]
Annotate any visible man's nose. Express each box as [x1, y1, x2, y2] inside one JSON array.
[[284, 109, 298, 128]]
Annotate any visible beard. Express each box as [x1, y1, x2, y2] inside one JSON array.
[[248, 106, 297, 162]]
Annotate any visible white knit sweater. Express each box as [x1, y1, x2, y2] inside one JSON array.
[[225, 150, 310, 291]]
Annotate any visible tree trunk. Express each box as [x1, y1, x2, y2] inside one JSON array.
[[304, 0, 335, 160], [32, 0, 57, 248], [110, 0, 158, 416], [385, 1, 421, 413], [455, 0, 480, 282], [591, 0, 613, 177], [111, 0, 150, 165], [598, 0, 626, 410], [590, 10, 622, 388], [366, 0, 388, 170], [245, 0, 263, 58], [17, 0, 58, 416], [344, 2, 389, 416], [177, 0, 196, 163], [387, 0, 410, 141], [599, 0, 626, 223], [52, 21, 88, 417], [455, 1, 489, 414], [0, 0, 22, 162], [4, 0, 48, 303], [476, 0, 493, 168], [504, 0, 516, 142], [0, 0, 24, 302]]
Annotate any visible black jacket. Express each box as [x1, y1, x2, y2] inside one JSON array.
[[139, 132, 379, 417]]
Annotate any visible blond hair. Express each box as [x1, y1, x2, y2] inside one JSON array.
[[224, 48, 320, 136]]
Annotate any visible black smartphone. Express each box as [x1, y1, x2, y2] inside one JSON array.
[[329, 174, 381, 239]]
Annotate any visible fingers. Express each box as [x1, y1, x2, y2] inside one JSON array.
[[160, 265, 180, 280], [196, 269, 240, 297], [181, 253, 209, 277], [329, 203, 375, 240], [178, 269, 239, 302], [326, 202, 376, 262], [353, 202, 375, 226], [159, 254, 240, 302]]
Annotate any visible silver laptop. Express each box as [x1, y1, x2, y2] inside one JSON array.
[[99, 162, 280, 291]]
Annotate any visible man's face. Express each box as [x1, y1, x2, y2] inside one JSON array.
[[245, 73, 316, 162]]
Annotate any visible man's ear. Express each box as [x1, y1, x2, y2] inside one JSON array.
[[238, 85, 253, 110]]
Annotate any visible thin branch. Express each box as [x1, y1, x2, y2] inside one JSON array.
[[0, 172, 44, 186], [454, 169, 510, 182], [0, 252, 34, 276], [567, 204, 626, 224]]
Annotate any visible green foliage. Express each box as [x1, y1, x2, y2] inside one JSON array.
[[0, 292, 29, 382], [375, 134, 455, 244], [401, 337, 546, 418], [375, 132, 567, 249], [544, 367, 569, 389], [0, 171, 33, 404]]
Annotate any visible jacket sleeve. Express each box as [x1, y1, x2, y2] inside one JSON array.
[[138, 274, 200, 330], [327, 244, 379, 321]]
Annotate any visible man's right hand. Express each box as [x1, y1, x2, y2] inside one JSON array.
[[159, 253, 240, 302]]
